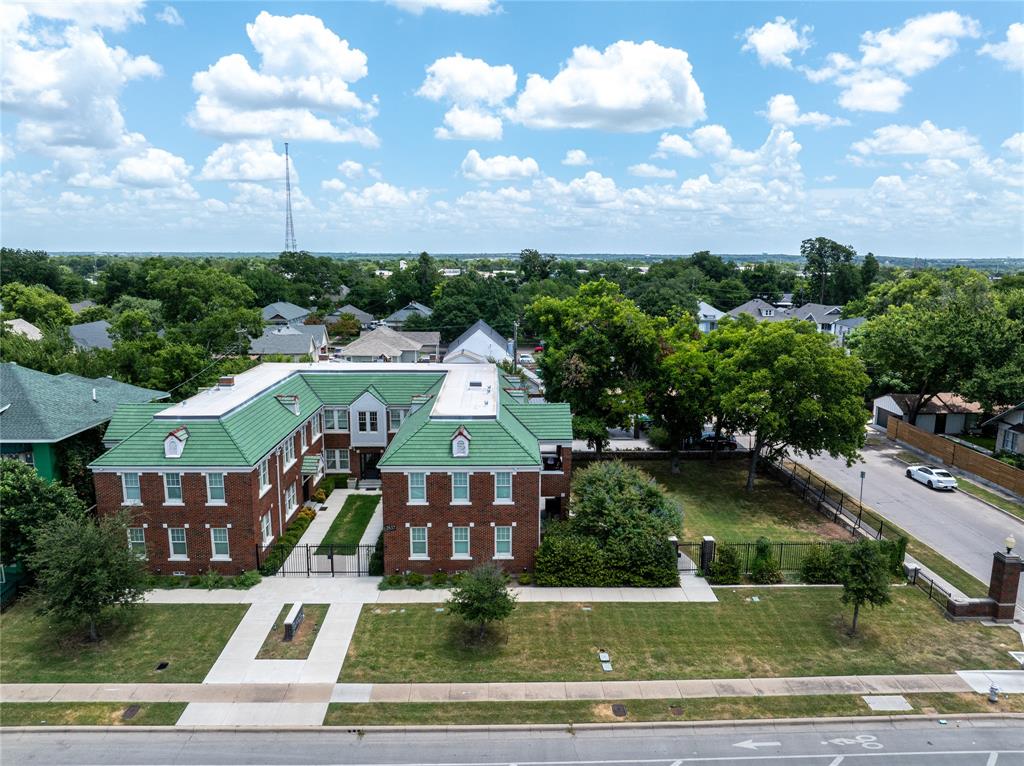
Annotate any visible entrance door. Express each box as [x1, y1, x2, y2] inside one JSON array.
[[360, 451, 381, 480]]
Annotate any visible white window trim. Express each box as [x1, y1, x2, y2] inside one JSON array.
[[163, 472, 183, 505], [494, 471, 514, 504], [205, 472, 226, 505], [408, 472, 427, 505], [168, 528, 188, 561], [127, 527, 147, 560], [451, 526, 471, 560], [493, 525, 513, 560], [121, 472, 142, 506], [283, 438, 297, 470], [258, 459, 272, 498], [285, 483, 298, 515], [300, 424, 308, 451], [210, 528, 231, 561], [451, 472, 471, 504], [311, 412, 322, 442], [260, 512, 273, 548], [410, 526, 429, 560]]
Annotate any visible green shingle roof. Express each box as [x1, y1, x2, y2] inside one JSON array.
[[104, 403, 174, 443], [301, 372, 444, 406], [506, 402, 574, 441], [0, 363, 166, 444], [301, 456, 321, 475]]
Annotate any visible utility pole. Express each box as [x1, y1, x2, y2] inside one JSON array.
[[284, 142, 297, 252], [512, 319, 519, 374]]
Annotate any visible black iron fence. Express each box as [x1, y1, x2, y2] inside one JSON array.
[[258, 543, 376, 577], [907, 564, 953, 607], [678, 539, 853, 575], [677, 541, 702, 573]]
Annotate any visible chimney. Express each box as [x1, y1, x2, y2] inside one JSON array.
[[91, 387, 97, 402], [218, 376, 235, 387]]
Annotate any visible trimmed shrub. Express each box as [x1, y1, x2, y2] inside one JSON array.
[[878, 536, 909, 576], [799, 543, 849, 584], [706, 546, 742, 584], [231, 570, 262, 589], [431, 571, 448, 588], [258, 512, 315, 575], [312, 488, 327, 504], [406, 572, 425, 587], [534, 531, 608, 587], [517, 573, 533, 586], [197, 568, 226, 590], [646, 425, 672, 450], [384, 573, 404, 588], [750, 537, 783, 584], [368, 533, 384, 576]]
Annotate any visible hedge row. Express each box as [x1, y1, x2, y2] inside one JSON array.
[[258, 508, 316, 575], [534, 529, 678, 587]]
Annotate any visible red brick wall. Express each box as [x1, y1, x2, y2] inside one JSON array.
[[381, 469, 541, 575]]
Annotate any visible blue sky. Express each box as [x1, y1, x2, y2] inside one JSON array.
[[2, 1, 1022, 256]]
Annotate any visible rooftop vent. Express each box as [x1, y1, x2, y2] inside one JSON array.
[[469, 380, 483, 388], [218, 376, 235, 387]]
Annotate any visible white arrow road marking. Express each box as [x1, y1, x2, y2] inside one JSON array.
[[733, 739, 782, 750], [827, 757, 844, 766]]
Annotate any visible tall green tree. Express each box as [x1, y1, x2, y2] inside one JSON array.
[[519, 248, 556, 282], [841, 539, 891, 636], [719, 320, 870, 490], [528, 280, 660, 456], [28, 510, 148, 641], [0, 459, 87, 568], [446, 563, 517, 641], [800, 237, 857, 304], [0, 282, 75, 327]]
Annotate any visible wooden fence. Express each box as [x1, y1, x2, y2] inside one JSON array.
[[886, 419, 1024, 496]]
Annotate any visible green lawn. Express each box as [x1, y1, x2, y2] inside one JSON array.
[[956, 478, 1024, 521], [326, 692, 1024, 726], [256, 603, 329, 660], [0, 603, 248, 683], [340, 588, 1018, 683], [640, 460, 847, 542], [316, 494, 380, 553], [958, 434, 997, 452], [0, 702, 186, 727]]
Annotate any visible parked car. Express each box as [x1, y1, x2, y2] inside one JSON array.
[[518, 353, 534, 365], [685, 432, 739, 450], [905, 464, 958, 491], [534, 345, 544, 354]]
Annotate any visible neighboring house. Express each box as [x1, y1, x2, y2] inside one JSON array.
[[328, 304, 376, 330], [443, 319, 512, 364], [4, 319, 42, 341], [89, 362, 573, 576], [440, 268, 462, 278], [696, 302, 725, 334], [728, 298, 790, 322], [69, 319, 114, 350], [70, 300, 97, 314], [872, 392, 984, 435], [0, 362, 167, 481], [383, 301, 433, 329], [982, 403, 1024, 455], [789, 303, 844, 334], [833, 316, 867, 346], [249, 325, 328, 361], [327, 285, 350, 302], [337, 326, 439, 363], [262, 301, 311, 325], [775, 293, 794, 309]]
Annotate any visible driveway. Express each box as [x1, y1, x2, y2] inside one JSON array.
[[797, 433, 1024, 619]]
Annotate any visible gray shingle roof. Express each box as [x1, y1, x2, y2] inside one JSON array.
[[340, 326, 426, 358], [791, 303, 843, 325], [385, 301, 433, 323], [447, 319, 507, 354], [262, 302, 310, 323], [70, 300, 96, 313], [330, 304, 375, 324], [69, 320, 113, 350], [248, 326, 317, 356], [697, 301, 725, 321], [0, 363, 167, 443], [728, 298, 790, 321]]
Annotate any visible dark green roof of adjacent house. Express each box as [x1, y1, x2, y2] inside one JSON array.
[[0, 363, 167, 444]]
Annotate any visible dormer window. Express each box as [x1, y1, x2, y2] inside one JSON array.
[[451, 426, 472, 458], [164, 427, 188, 459], [276, 394, 300, 416], [763, 308, 774, 317]]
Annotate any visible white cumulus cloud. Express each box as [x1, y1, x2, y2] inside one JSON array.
[[507, 40, 705, 132], [460, 149, 539, 181], [417, 54, 515, 140], [188, 11, 378, 146], [435, 106, 503, 141], [628, 163, 676, 179], [562, 149, 592, 166], [386, 0, 499, 16], [979, 22, 1024, 71], [1002, 132, 1024, 155], [112, 147, 192, 188], [763, 94, 849, 128], [198, 139, 290, 181], [156, 5, 183, 26], [851, 121, 984, 160], [653, 133, 698, 159], [741, 17, 811, 68]]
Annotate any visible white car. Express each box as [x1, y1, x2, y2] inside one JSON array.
[[905, 464, 958, 491], [518, 353, 534, 365]]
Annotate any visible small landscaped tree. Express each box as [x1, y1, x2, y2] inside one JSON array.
[[447, 563, 517, 641], [28, 510, 147, 641], [841, 539, 892, 636]]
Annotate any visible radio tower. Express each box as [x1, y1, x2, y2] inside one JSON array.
[[284, 142, 297, 252]]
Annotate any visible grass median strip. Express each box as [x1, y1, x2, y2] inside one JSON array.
[[0, 702, 187, 727], [0, 603, 249, 684], [325, 693, 1024, 726], [257, 603, 329, 660], [315, 494, 380, 554], [341, 588, 1018, 684], [955, 478, 1024, 521]]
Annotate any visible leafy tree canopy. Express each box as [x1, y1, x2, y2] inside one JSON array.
[[0, 459, 87, 567], [0, 282, 75, 328]]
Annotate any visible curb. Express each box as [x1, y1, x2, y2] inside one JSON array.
[[5, 712, 1024, 734]]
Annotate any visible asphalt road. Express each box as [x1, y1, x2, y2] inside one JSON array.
[[797, 433, 1024, 617], [3, 721, 1023, 765]]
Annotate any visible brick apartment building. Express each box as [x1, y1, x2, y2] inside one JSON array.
[[90, 362, 572, 575]]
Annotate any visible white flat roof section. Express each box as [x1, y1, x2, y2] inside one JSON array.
[[156, 361, 497, 420]]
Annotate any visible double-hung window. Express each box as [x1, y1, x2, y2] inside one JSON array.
[[358, 411, 379, 433], [169, 528, 188, 559], [164, 473, 182, 503], [127, 528, 146, 558], [211, 528, 230, 560], [325, 407, 349, 431], [122, 472, 141, 505], [408, 472, 426, 502], [452, 526, 470, 558], [389, 408, 407, 431], [494, 526, 512, 559], [410, 527, 428, 559], [300, 425, 308, 451], [206, 472, 225, 503], [495, 472, 512, 502], [283, 438, 296, 467], [261, 512, 273, 546], [311, 412, 322, 440], [258, 459, 271, 495], [285, 483, 297, 513], [326, 448, 350, 472], [452, 472, 469, 502]]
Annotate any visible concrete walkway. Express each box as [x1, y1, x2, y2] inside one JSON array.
[[0, 672, 986, 707]]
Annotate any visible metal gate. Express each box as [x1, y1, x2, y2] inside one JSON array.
[[272, 543, 376, 576]]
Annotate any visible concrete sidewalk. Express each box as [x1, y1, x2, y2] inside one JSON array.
[[0, 672, 983, 706]]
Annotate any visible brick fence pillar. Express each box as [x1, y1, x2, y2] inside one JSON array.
[[700, 535, 716, 574], [988, 550, 1023, 622]]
